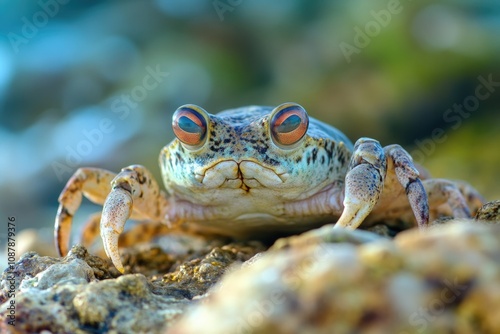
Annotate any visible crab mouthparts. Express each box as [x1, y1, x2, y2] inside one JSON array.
[[195, 160, 288, 191]]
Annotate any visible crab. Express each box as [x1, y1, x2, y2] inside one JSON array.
[[55, 103, 484, 273]]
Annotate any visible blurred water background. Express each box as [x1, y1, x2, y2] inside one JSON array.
[[0, 0, 499, 264]]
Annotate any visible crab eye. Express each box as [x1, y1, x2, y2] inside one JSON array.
[[172, 105, 208, 148], [270, 103, 309, 147]]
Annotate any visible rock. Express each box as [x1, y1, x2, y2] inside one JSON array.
[[160, 241, 266, 299], [270, 224, 387, 250], [0, 237, 265, 334], [475, 200, 500, 222], [169, 221, 500, 334]]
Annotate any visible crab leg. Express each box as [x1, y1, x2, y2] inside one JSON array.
[[80, 212, 102, 250], [55, 168, 116, 256], [384, 144, 429, 228], [334, 139, 430, 230], [335, 138, 387, 229], [423, 178, 483, 219], [79, 214, 176, 256], [454, 180, 485, 215], [101, 187, 133, 273], [100, 165, 170, 273]]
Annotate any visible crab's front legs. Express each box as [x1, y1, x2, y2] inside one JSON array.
[[334, 138, 429, 229], [100, 165, 169, 273], [55, 168, 117, 256]]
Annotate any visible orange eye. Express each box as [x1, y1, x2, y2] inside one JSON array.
[[172, 105, 208, 148], [270, 103, 309, 147]]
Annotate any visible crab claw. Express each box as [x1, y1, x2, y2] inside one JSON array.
[[101, 187, 133, 273]]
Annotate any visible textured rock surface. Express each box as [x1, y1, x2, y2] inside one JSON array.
[[0, 237, 265, 334], [169, 221, 500, 334], [475, 200, 500, 222], [1, 202, 500, 333]]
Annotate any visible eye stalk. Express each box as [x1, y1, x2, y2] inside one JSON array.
[[172, 105, 209, 149], [270, 103, 309, 148]]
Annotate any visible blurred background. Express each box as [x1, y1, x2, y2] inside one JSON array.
[[1, 0, 499, 265]]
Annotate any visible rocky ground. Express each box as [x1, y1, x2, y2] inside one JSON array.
[[1, 201, 500, 334]]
